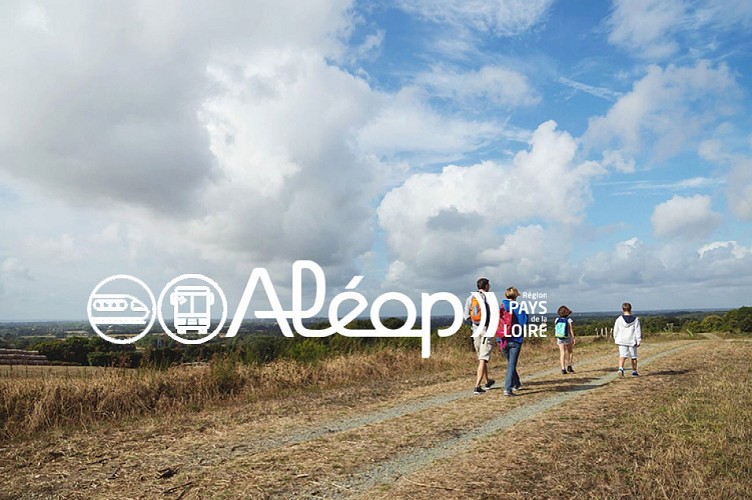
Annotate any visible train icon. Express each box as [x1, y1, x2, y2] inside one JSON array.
[[89, 294, 151, 325], [169, 285, 215, 335]]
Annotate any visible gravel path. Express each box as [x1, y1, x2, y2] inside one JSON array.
[[211, 351, 617, 459], [163, 348, 623, 474], [327, 342, 699, 498]]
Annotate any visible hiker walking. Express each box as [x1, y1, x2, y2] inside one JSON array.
[[464, 277, 496, 395], [554, 305, 576, 374], [613, 302, 642, 377], [499, 287, 527, 397]]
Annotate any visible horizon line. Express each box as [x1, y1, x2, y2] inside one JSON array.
[[0, 307, 738, 324]]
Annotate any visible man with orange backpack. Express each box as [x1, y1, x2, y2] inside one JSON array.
[[463, 277, 496, 395]]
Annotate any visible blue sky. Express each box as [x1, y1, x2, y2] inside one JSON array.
[[1, 0, 751, 320]]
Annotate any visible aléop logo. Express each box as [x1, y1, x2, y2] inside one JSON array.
[[87, 261, 548, 357]]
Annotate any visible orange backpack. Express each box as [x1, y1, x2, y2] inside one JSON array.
[[470, 295, 483, 323]]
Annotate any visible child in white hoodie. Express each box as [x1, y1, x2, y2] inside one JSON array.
[[613, 302, 642, 377]]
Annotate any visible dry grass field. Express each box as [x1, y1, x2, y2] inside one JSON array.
[[1, 335, 749, 499], [0, 345, 475, 440]]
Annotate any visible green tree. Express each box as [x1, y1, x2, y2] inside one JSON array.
[[35, 337, 91, 365], [724, 307, 752, 333], [683, 320, 701, 333], [700, 315, 724, 332], [243, 337, 287, 364], [287, 339, 327, 364]]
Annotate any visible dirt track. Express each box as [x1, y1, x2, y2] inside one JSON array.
[[0, 339, 729, 498]]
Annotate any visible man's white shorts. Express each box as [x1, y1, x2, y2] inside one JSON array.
[[473, 326, 495, 361], [618, 345, 638, 359]]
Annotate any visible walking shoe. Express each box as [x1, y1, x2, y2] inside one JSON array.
[[473, 386, 486, 395], [484, 379, 495, 389], [503, 391, 516, 397], [618, 368, 625, 377], [567, 366, 574, 373], [561, 369, 568, 375], [632, 371, 639, 377], [513, 383, 522, 391]]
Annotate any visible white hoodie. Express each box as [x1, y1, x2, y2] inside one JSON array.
[[613, 314, 642, 346]]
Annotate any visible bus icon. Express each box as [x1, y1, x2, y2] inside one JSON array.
[[169, 285, 215, 335]]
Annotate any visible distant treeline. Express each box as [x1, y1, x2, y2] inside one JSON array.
[[0, 318, 435, 368], [1, 308, 750, 368], [564, 306, 752, 336]]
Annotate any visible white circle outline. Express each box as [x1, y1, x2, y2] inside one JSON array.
[[156, 274, 228, 345], [87, 274, 157, 345]]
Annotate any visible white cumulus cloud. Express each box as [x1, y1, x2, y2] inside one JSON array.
[[0, 0, 356, 213], [377, 120, 605, 290], [651, 194, 721, 240], [607, 0, 685, 59], [699, 240, 751, 259], [727, 159, 752, 220], [356, 87, 505, 164], [583, 61, 738, 161]]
